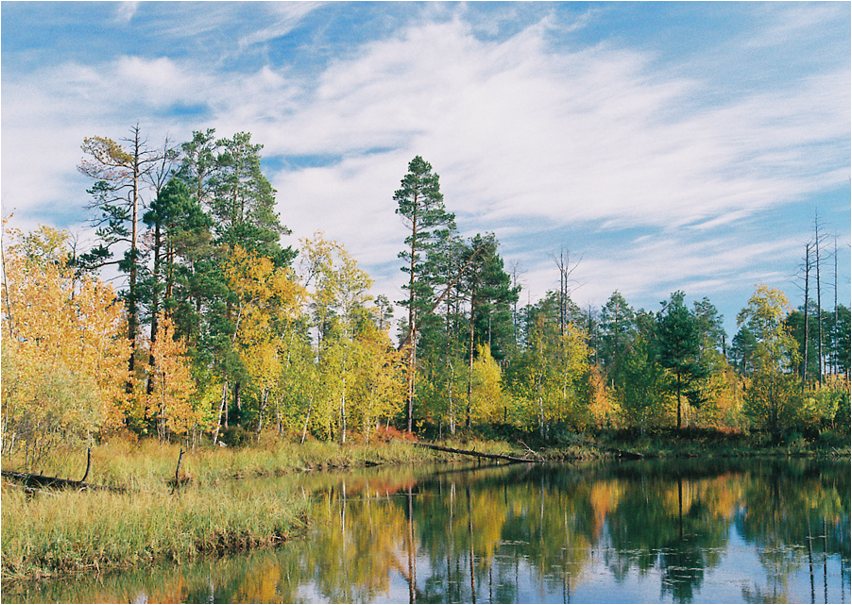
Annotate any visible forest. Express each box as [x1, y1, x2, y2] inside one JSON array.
[[2, 125, 850, 468]]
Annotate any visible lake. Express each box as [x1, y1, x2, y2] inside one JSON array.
[[5, 458, 850, 604]]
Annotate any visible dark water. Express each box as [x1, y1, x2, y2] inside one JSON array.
[[5, 459, 851, 604]]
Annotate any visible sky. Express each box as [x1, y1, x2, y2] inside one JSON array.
[[2, 1, 850, 335]]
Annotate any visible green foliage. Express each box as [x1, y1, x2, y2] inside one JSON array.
[[394, 155, 456, 319], [8, 125, 846, 451], [656, 291, 708, 429], [737, 287, 802, 439]]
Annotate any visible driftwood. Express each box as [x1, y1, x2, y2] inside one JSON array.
[[80, 447, 92, 482], [1, 447, 125, 492], [606, 448, 645, 460], [414, 442, 535, 464], [1, 470, 124, 492], [168, 449, 191, 489]]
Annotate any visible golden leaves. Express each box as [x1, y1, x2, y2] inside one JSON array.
[[2, 225, 130, 463]]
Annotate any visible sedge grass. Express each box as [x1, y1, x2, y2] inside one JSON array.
[[2, 436, 446, 490], [0, 435, 531, 580], [1, 479, 309, 580]]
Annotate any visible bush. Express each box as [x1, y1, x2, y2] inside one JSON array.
[[220, 425, 252, 447]]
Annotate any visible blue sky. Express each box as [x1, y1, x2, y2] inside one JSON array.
[[2, 2, 850, 335]]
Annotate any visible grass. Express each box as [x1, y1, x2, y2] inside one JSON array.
[[2, 436, 446, 490], [1, 479, 309, 580], [529, 427, 852, 460], [1, 436, 449, 581]]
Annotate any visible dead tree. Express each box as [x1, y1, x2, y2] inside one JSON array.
[[803, 242, 811, 388], [552, 248, 581, 338], [814, 213, 824, 385]]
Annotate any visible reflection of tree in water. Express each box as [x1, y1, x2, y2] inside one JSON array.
[[735, 460, 851, 604], [602, 473, 733, 603], [6, 459, 850, 604]]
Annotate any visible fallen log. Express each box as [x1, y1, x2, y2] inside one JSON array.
[[414, 442, 535, 464], [1, 470, 125, 493], [606, 448, 645, 460]]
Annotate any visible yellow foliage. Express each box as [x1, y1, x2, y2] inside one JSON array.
[[1, 225, 129, 464], [587, 365, 621, 429], [470, 344, 503, 424], [146, 314, 199, 437]]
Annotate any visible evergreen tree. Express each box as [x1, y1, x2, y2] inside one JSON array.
[[209, 131, 294, 265], [656, 291, 707, 429], [459, 233, 519, 429], [599, 291, 636, 388], [78, 125, 165, 384], [394, 155, 455, 432]]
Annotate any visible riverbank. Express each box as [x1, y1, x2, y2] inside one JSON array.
[[3, 432, 848, 581], [2, 480, 310, 581], [1, 437, 447, 490], [532, 427, 851, 460], [0, 438, 449, 580]]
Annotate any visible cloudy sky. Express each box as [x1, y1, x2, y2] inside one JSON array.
[[2, 2, 849, 333]]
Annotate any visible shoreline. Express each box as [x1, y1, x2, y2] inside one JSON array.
[[3, 436, 848, 583]]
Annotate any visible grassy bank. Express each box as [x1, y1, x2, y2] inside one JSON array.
[[2, 436, 446, 490], [1, 438, 447, 580], [524, 428, 852, 461], [1, 479, 309, 581], [3, 431, 847, 581]]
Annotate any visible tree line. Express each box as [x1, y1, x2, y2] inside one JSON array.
[[2, 125, 849, 464]]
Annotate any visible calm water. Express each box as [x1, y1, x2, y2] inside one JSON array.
[[5, 459, 851, 604]]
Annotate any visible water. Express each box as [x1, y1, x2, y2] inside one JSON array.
[[5, 458, 850, 603]]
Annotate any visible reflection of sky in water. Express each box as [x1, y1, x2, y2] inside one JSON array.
[[295, 528, 848, 603], [5, 459, 851, 604]]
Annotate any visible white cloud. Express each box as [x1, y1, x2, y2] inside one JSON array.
[[2, 7, 848, 321], [114, 1, 139, 25], [745, 3, 849, 49], [237, 2, 323, 51]]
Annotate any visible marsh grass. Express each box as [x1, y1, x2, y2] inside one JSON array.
[[2, 436, 444, 490], [1, 479, 310, 580], [1, 437, 451, 580]]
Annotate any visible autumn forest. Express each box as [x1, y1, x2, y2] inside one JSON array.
[[2, 125, 850, 468]]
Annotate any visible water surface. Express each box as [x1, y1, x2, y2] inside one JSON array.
[[6, 458, 850, 603]]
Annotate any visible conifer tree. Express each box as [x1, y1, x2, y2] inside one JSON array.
[[656, 291, 706, 429], [394, 156, 455, 432]]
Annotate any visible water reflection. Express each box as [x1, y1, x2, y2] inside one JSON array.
[[5, 459, 850, 604]]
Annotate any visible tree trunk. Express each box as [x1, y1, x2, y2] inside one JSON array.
[[803, 243, 810, 388], [406, 201, 418, 433], [256, 388, 268, 436], [414, 442, 534, 463], [815, 216, 823, 385], [834, 237, 838, 376], [212, 382, 227, 445], [301, 399, 313, 444], [147, 220, 162, 396], [340, 364, 347, 445], [407, 334, 416, 433], [127, 125, 141, 389], [449, 362, 456, 435], [466, 290, 476, 431], [676, 371, 682, 430], [1, 240, 15, 340]]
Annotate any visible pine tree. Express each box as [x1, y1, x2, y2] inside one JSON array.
[[656, 291, 706, 429], [394, 156, 455, 432], [78, 125, 164, 386]]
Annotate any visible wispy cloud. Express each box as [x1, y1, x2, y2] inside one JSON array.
[[114, 1, 139, 24], [1, 3, 848, 325], [237, 2, 323, 51], [745, 3, 849, 49]]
